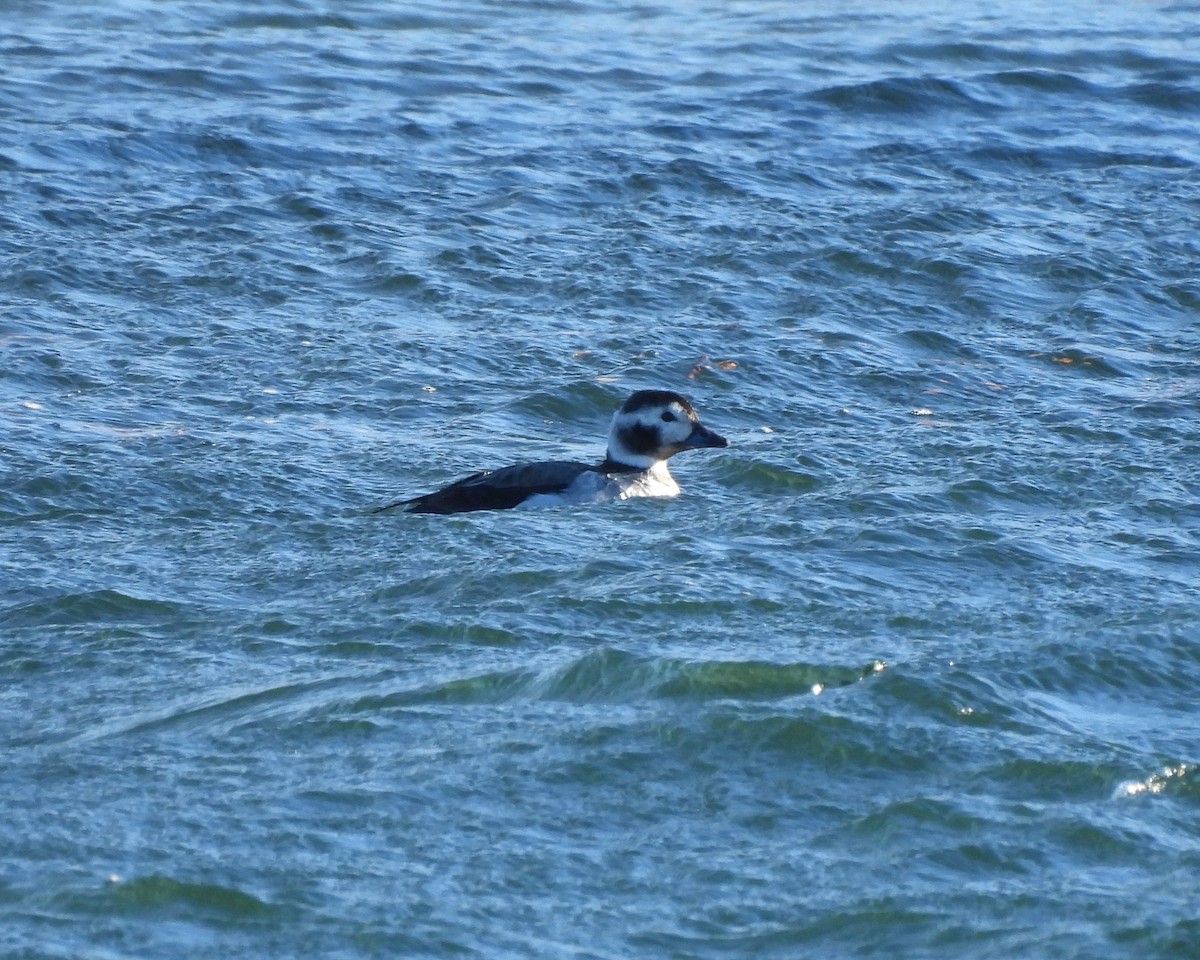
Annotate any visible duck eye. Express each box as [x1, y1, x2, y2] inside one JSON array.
[[661, 411, 677, 423]]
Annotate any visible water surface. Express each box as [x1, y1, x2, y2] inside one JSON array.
[[3, 1, 1200, 957]]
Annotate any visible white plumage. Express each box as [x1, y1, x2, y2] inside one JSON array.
[[376, 389, 728, 515]]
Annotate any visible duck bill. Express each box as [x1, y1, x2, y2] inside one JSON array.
[[682, 422, 729, 450]]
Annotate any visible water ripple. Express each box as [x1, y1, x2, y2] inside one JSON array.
[[4, 1, 1200, 956]]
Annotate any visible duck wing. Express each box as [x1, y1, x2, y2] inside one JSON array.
[[376, 460, 597, 515]]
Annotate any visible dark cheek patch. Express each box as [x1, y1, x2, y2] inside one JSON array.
[[623, 423, 661, 456]]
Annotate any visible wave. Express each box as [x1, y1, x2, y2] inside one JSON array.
[[810, 75, 993, 116], [100, 873, 277, 921], [0, 588, 189, 630], [357, 648, 887, 709]]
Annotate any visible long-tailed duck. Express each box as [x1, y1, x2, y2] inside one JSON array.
[[376, 389, 728, 515]]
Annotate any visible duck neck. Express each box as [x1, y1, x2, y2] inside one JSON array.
[[596, 452, 669, 475]]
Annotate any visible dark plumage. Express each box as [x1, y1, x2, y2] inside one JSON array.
[[391, 461, 599, 515], [375, 389, 728, 516]]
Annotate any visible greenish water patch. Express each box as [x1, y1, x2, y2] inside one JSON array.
[[3, 0, 1199, 958]]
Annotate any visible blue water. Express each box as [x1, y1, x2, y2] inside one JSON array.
[[3, 1, 1200, 957]]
